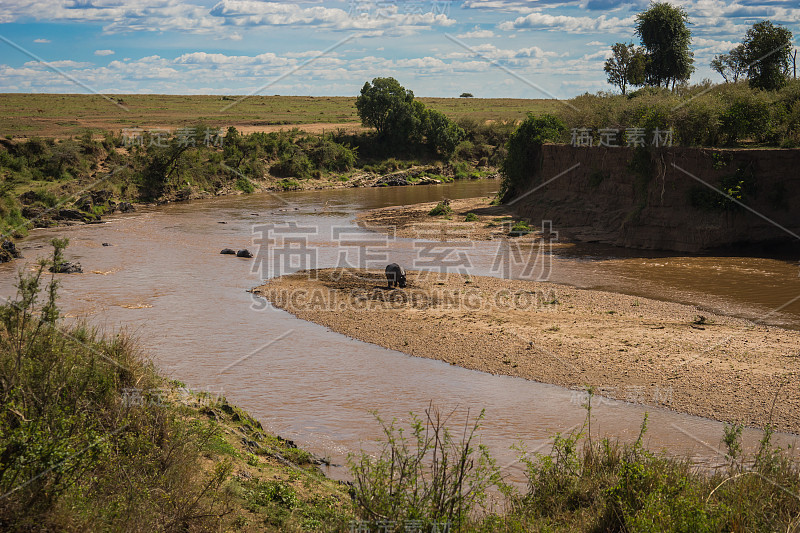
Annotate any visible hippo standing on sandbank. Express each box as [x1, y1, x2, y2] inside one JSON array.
[[385, 263, 406, 289]]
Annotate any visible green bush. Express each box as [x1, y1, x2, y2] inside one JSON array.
[[235, 175, 255, 193], [556, 80, 800, 148], [270, 150, 313, 179], [464, 212, 479, 222], [307, 137, 357, 172], [499, 114, 567, 201], [348, 407, 499, 530], [277, 178, 301, 190], [451, 160, 471, 180], [428, 199, 452, 216], [423, 109, 466, 157]]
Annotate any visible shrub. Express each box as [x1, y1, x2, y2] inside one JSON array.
[[451, 160, 471, 180], [499, 114, 567, 201], [465, 212, 479, 222], [276, 178, 301, 190], [270, 150, 313, 179], [235, 175, 255, 193], [423, 109, 466, 157], [307, 137, 357, 172], [348, 407, 499, 530], [428, 199, 452, 216]]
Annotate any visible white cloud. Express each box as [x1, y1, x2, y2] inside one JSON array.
[[461, 0, 538, 13], [209, 0, 456, 35], [692, 37, 737, 55], [444, 43, 559, 62], [456, 27, 497, 38], [23, 59, 93, 68], [499, 12, 635, 33], [33, 38, 50, 43], [586, 40, 604, 46], [0, 0, 455, 37], [94, 49, 115, 56], [581, 49, 611, 61]]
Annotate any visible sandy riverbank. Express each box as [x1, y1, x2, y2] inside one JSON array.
[[357, 196, 560, 243], [254, 268, 800, 433]]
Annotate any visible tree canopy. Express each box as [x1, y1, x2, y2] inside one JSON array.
[[710, 45, 748, 83], [355, 77, 464, 156], [635, 2, 694, 89], [604, 42, 648, 95], [355, 77, 416, 139], [742, 21, 794, 91]]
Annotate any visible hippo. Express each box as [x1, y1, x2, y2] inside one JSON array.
[[385, 263, 406, 289]]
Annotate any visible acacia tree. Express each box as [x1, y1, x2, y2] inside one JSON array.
[[635, 2, 694, 90], [355, 77, 465, 156], [742, 20, 793, 91], [604, 42, 647, 95], [355, 77, 417, 139], [710, 45, 748, 83]]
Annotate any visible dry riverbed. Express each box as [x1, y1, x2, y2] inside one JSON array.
[[254, 268, 800, 434]]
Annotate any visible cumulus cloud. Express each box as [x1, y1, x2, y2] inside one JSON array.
[[444, 43, 560, 63], [0, 48, 584, 96], [33, 38, 51, 43], [461, 0, 564, 13], [692, 37, 738, 55], [0, 0, 455, 37], [498, 12, 635, 33], [23, 59, 93, 68], [94, 49, 114, 56], [209, 0, 456, 35], [456, 27, 497, 38]]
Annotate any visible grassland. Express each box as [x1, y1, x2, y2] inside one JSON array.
[[0, 93, 558, 138]]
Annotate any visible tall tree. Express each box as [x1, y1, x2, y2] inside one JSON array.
[[635, 2, 694, 89], [710, 45, 748, 83], [355, 77, 417, 139], [742, 21, 793, 91], [604, 42, 648, 95]]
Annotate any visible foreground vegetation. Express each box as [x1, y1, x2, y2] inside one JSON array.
[[350, 401, 800, 532]]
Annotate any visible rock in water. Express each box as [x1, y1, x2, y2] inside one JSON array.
[[236, 249, 253, 258], [0, 240, 21, 263], [220, 248, 236, 255], [50, 261, 83, 274]]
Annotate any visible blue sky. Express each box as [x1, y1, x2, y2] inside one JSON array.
[[0, 0, 798, 98]]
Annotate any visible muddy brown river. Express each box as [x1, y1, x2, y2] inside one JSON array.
[[1, 180, 798, 480]]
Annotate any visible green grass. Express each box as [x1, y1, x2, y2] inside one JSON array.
[[509, 220, 532, 236], [0, 93, 558, 138]]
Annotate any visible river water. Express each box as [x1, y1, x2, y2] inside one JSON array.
[[1, 180, 798, 480]]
